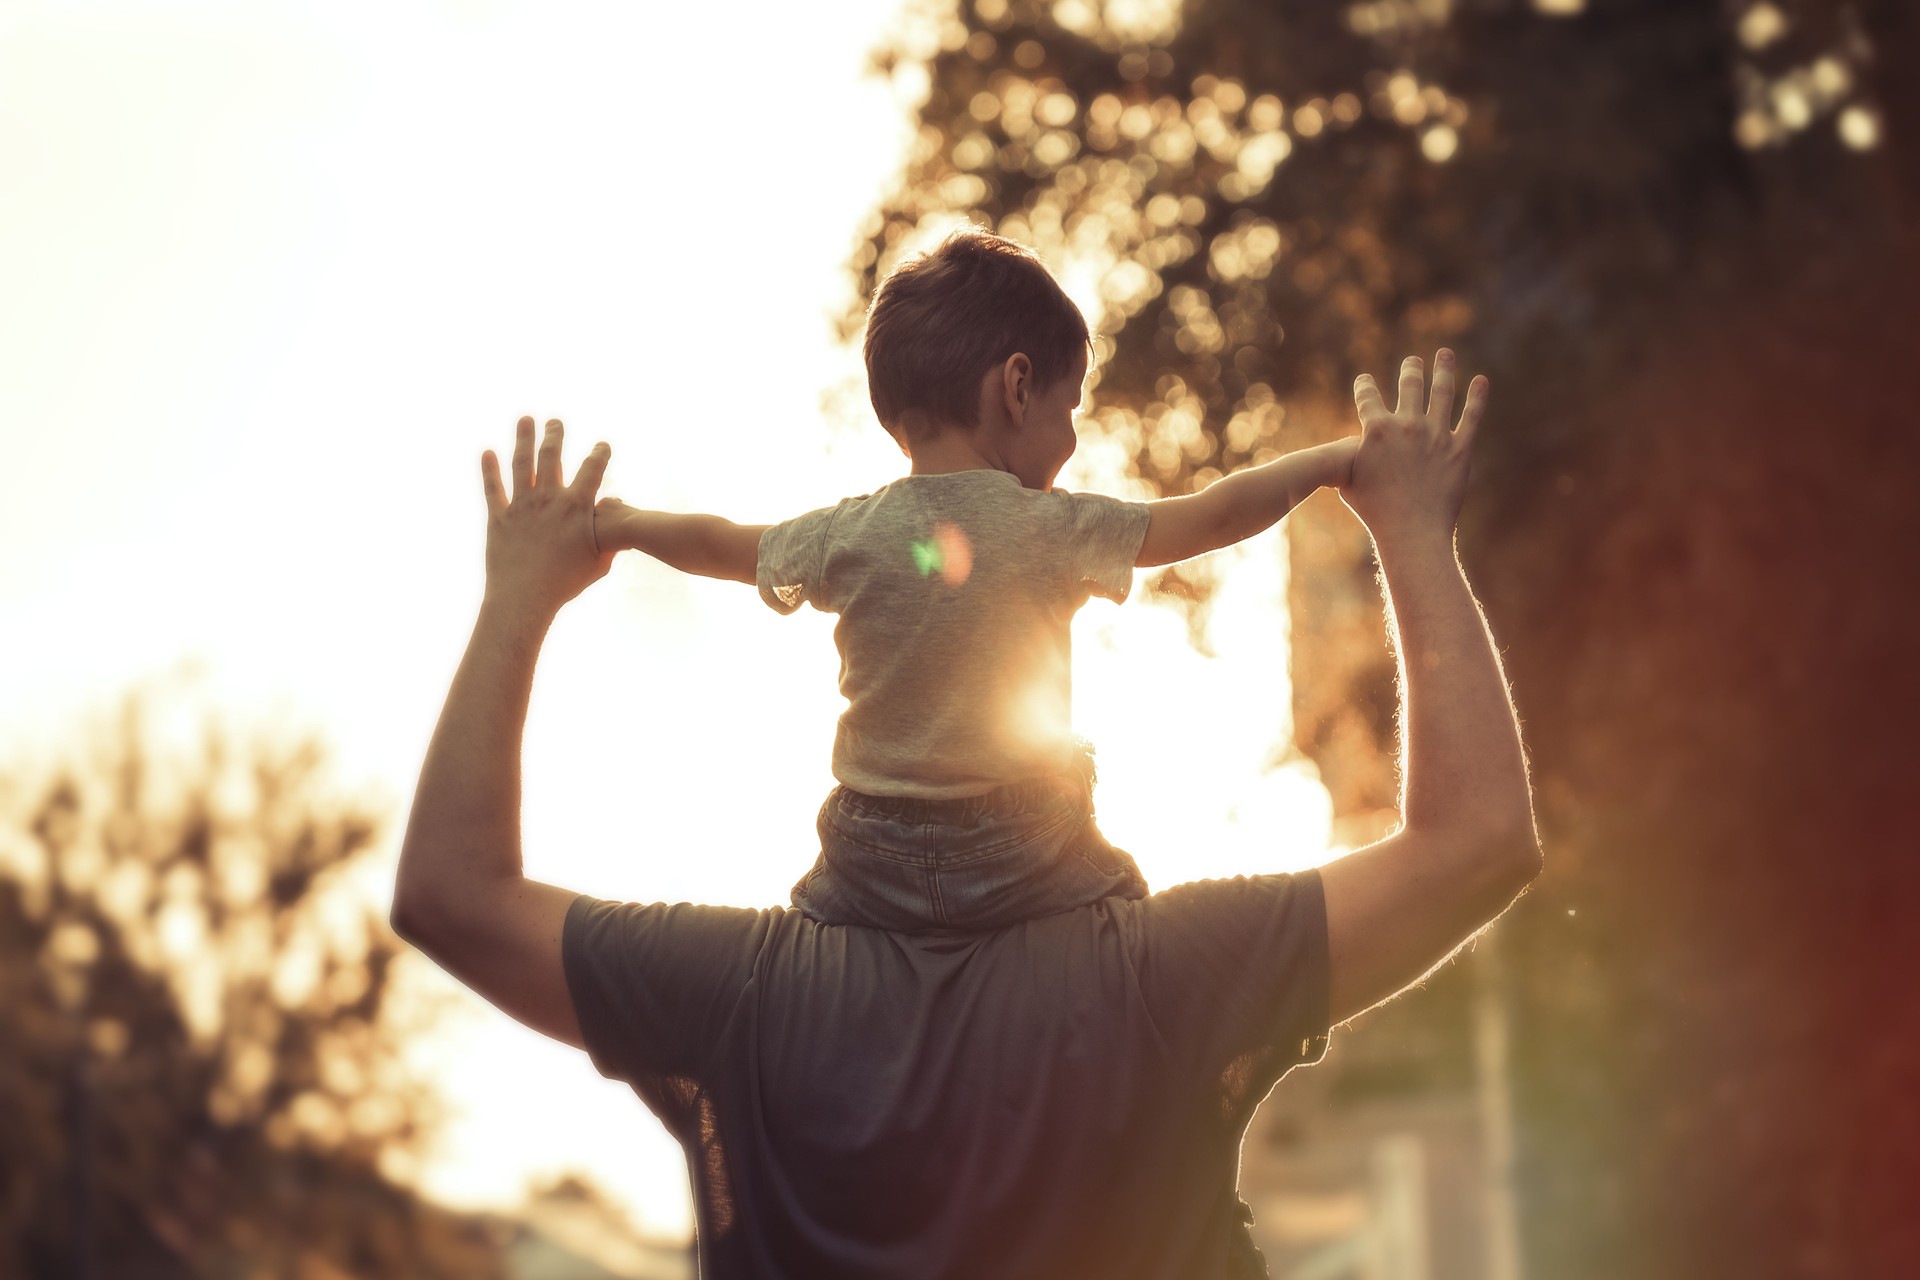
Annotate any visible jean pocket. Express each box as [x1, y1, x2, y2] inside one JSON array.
[[821, 808, 926, 865], [1076, 826, 1149, 895]]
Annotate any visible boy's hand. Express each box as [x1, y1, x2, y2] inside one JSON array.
[[581, 501, 768, 584], [479, 417, 613, 620], [1318, 435, 1361, 490], [592, 497, 639, 552], [1341, 349, 1488, 544]]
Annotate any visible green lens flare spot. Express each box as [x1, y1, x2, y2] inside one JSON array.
[[911, 538, 943, 577]]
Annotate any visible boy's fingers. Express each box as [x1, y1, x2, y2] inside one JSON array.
[[1395, 355, 1424, 418], [481, 450, 507, 516], [511, 416, 536, 496], [591, 495, 625, 551], [571, 441, 612, 498], [1353, 373, 1389, 425], [1428, 349, 1457, 427], [537, 418, 564, 488], [1455, 375, 1490, 446]]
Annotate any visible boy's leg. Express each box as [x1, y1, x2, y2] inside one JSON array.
[[928, 809, 1147, 931], [925, 771, 1149, 931], [795, 769, 1151, 933]]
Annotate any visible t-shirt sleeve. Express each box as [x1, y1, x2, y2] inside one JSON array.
[[561, 894, 769, 1089], [1133, 869, 1332, 1118], [756, 503, 841, 615], [1057, 490, 1152, 604]]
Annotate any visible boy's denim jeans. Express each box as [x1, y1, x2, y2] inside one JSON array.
[[790, 753, 1149, 933]]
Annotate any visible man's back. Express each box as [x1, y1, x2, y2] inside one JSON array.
[[562, 870, 1331, 1279]]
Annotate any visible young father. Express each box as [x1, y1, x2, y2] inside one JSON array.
[[390, 351, 1542, 1278]]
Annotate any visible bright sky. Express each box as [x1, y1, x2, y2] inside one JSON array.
[[0, 0, 1333, 1241]]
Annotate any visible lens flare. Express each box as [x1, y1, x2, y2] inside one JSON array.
[[910, 521, 974, 586]]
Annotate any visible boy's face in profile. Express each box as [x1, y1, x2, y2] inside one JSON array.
[[1005, 347, 1089, 491]]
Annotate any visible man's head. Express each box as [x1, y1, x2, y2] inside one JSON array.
[[864, 230, 1091, 483]]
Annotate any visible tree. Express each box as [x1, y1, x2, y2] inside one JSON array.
[[0, 688, 504, 1278]]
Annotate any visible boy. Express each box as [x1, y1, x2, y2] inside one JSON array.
[[594, 229, 1355, 932]]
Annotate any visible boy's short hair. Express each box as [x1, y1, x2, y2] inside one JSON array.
[[864, 229, 1090, 444]]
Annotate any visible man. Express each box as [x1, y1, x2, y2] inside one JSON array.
[[391, 351, 1541, 1277]]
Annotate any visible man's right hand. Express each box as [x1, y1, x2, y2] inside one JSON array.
[[1340, 349, 1488, 543]]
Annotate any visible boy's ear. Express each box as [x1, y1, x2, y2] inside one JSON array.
[[1000, 353, 1033, 425]]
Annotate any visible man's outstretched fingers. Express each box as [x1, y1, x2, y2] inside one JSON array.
[[1396, 355, 1424, 418], [537, 419, 564, 488], [1354, 372, 1390, 425], [512, 416, 536, 496], [571, 441, 611, 498], [481, 450, 507, 517], [1428, 349, 1457, 427], [1455, 375, 1491, 444]]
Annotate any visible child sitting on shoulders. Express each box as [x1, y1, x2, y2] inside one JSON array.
[[594, 229, 1354, 932]]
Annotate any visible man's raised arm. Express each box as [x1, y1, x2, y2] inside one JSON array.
[[1317, 351, 1543, 1026], [390, 416, 617, 1051]]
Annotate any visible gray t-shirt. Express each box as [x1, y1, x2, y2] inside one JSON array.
[[562, 869, 1332, 1279], [757, 470, 1153, 798]]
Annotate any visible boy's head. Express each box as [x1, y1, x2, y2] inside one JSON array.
[[864, 230, 1091, 453]]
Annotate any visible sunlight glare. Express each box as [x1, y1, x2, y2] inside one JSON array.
[[1073, 541, 1334, 885], [0, 0, 922, 1246]]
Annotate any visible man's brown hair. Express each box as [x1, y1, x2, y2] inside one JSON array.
[[863, 229, 1090, 444]]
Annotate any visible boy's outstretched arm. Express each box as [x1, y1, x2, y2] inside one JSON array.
[[594, 498, 769, 585], [1135, 437, 1357, 567]]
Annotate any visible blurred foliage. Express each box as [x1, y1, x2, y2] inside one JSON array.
[[859, 0, 1918, 1275], [855, 0, 1907, 498], [0, 691, 503, 1278]]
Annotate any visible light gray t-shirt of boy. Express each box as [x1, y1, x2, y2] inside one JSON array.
[[758, 470, 1152, 800]]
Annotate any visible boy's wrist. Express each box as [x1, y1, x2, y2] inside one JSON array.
[[1314, 437, 1359, 489], [592, 500, 635, 553]]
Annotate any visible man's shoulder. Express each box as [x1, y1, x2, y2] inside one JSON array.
[[564, 894, 789, 973], [562, 873, 1327, 1005], [564, 878, 1328, 1081], [569, 873, 1319, 950], [1136, 869, 1324, 916]]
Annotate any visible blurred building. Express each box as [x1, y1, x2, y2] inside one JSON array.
[[1241, 943, 1515, 1280], [493, 1178, 694, 1280]]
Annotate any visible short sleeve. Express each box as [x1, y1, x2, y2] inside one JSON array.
[[561, 894, 770, 1088], [1057, 490, 1152, 604], [1132, 869, 1332, 1119], [757, 504, 841, 615]]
